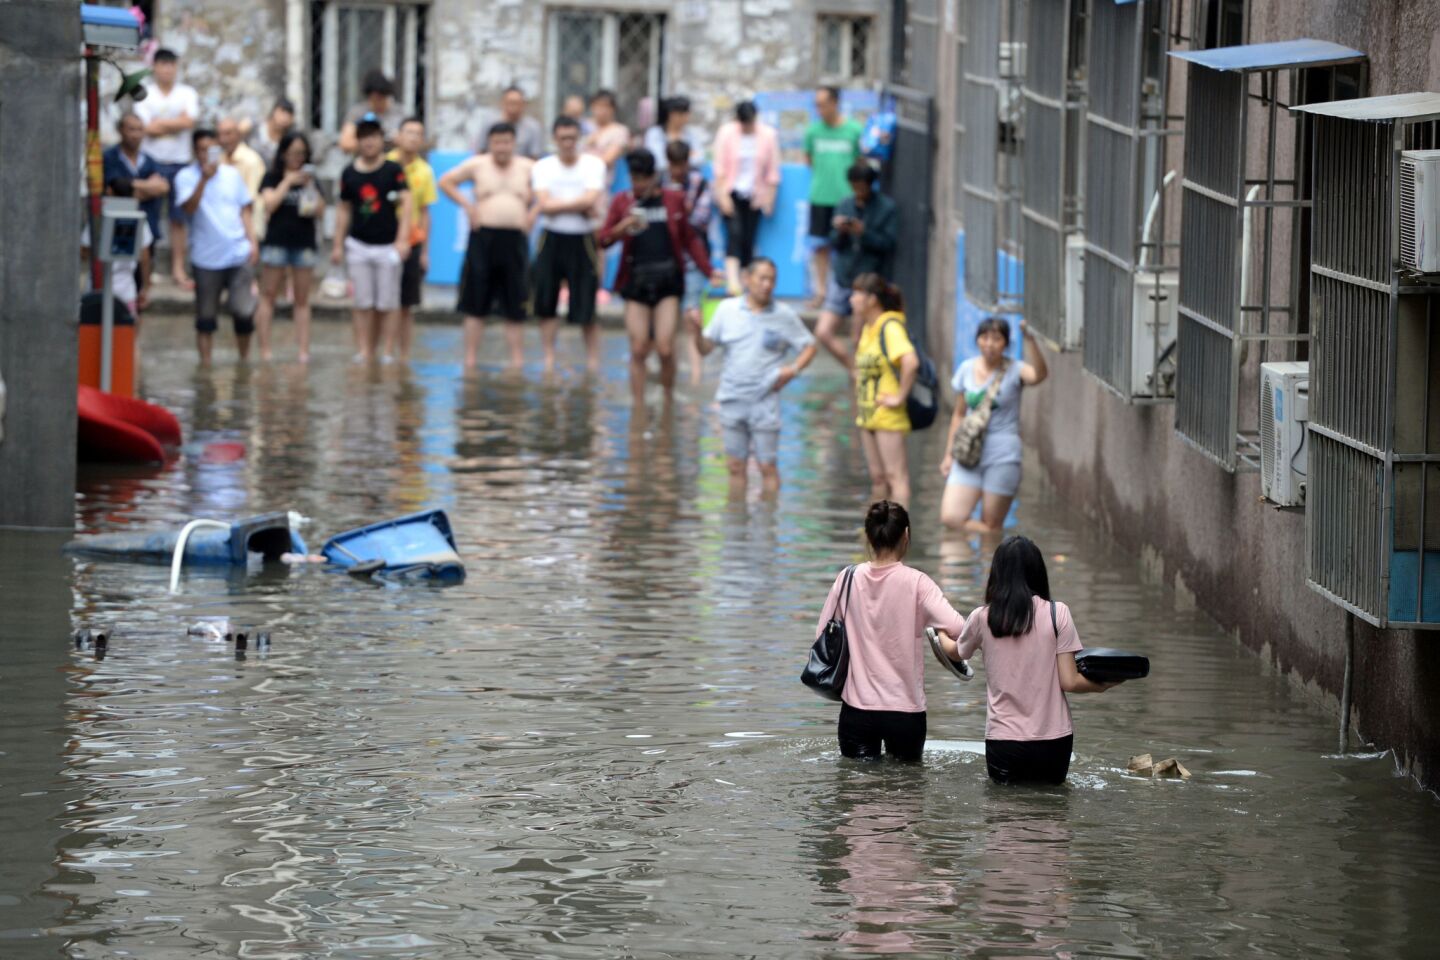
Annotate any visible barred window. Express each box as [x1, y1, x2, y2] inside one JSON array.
[[818, 14, 874, 83], [310, 1, 428, 133], [548, 10, 665, 129]]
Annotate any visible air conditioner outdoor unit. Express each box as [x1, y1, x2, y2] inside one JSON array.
[[1131, 273, 1177, 399], [1399, 149, 1440, 273], [1259, 361, 1309, 506], [1063, 234, 1085, 349]]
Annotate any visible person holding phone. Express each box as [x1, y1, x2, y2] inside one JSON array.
[[934, 535, 1121, 785], [174, 127, 259, 364], [817, 162, 897, 370], [254, 131, 324, 362]]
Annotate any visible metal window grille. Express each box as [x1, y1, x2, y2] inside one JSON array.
[[1293, 94, 1440, 628], [892, 0, 940, 92], [959, 0, 1022, 314], [1190, 0, 1248, 50], [1020, 0, 1087, 348], [548, 10, 664, 130], [1172, 42, 1367, 471], [951, 28, 965, 217], [1081, 0, 1175, 400], [819, 15, 873, 82], [310, 1, 428, 133], [881, 86, 936, 344]]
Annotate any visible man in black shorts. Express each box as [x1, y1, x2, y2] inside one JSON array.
[[439, 123, 535, 370], [530, 116, 608, 372]]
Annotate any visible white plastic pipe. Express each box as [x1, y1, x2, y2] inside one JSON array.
[[1139, 170, 1178, 269], [169, 519, 231, 594]]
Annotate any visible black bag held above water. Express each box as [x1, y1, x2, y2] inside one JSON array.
[[1075, 648, 1151, 683], [1049, 602, 1150, 683], [802, 565, 857, 701]]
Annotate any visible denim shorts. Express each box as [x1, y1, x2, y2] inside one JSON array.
[[259, 245, 317, 269], [719, 395, 781, 465], [947, 460, 1022, 497], [822, 269, 853, 316], [682, 265, 706, 313]]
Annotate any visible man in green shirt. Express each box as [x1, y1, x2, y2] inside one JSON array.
[[804, 86, 863, 311]]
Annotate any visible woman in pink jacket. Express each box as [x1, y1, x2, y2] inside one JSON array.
[[713, 101, 781, 293], [814, 501, 968, 761]]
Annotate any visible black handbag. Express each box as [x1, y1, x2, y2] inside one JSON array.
[[802, 565, 857, 701]]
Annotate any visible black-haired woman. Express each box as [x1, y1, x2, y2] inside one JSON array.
[[255, 130, 323, 362], [599, 148, 714, 405], [940, 317, 1047, 531], [814, 501, 967, 762], [935, 536, 1118, 785], [852, 274, 919, 506]]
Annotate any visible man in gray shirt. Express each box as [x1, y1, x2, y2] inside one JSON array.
[[689, 257, 817, 498], [475, 86, 544, 159]]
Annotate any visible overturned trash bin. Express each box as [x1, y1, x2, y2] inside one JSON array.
[[65, 511, 307, 566], [321, 510, 464, 584]]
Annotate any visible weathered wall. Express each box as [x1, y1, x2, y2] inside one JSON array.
[[135, 0, 889, 155], [0, 0, 81, 530], [1017, 0, 1440, 785]]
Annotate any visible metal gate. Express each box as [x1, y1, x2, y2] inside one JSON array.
[[1171, 42, 1366, 471], [880, 85, 935, 343], [1020, 0, 1086, 347], [1081, 0, 1173, 399]]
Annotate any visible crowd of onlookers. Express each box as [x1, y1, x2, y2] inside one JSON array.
[[92, 46, 1046, 535]]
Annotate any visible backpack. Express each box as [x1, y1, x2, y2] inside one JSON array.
[[880, 318, 940, 430]]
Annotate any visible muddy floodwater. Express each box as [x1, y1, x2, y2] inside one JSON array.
[[3, 314, 1440, 958]]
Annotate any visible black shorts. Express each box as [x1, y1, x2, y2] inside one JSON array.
[[531, 230, 600, 326], [985, 735, 1074, 786], [809, 203, 836, 239], [400, 243, 425, 308], [458, 227, 529, 321], [838, 702, 926, 762], [620, 261, 684, 307]]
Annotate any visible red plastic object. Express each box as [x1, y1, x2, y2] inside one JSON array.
[[201, 441, 246, 463], [77, 385, 182, 463]]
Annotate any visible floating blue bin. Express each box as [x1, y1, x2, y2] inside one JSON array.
[[65, 512, 306, 565], [321, 510, 465, 583]]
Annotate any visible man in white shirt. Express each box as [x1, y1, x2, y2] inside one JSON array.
[[175, 128, 259, 364], [134, 48, 200, 290], [531, 116, 607, 373]]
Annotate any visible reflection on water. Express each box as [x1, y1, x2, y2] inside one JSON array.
[[2, 314, 1440, 958]]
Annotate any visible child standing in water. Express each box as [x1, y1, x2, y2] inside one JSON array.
[[936, 535, 1119, 784]]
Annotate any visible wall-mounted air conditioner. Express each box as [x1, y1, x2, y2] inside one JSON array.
[[1259, 361, 1309, 506], [1063, 234, 1085, 349], [1399, 149, 1440, 273], [1131, 274, 1177, 399]]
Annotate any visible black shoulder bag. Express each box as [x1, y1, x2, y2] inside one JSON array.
[[801, 565, 856, 701]]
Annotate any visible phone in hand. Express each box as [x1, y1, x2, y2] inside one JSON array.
[[206, 145, 222, 166]]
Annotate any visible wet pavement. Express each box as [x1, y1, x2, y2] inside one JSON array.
[[3, 312, 1440, 958]]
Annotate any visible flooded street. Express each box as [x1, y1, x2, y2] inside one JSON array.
[[4, 313, 1440, 959]]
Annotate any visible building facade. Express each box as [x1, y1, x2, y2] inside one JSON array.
[[131, 0, 890, 161]]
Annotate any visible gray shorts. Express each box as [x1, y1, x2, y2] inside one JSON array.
[[720, 396, 780, 465], [345, 236, 403, 311], [822, 269, 853, 316], [193, 263, 256, 334], [948, 459, 1022, 497]]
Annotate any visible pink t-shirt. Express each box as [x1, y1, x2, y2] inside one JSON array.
[[815, 562, 967, 713], [958, 597, 1084, 741]]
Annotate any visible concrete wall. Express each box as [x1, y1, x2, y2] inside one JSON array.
[[1012, 0, 1440, 786], [0, 0, 81, 530]]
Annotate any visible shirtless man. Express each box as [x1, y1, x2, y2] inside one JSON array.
[[439, 122, 535, 370]]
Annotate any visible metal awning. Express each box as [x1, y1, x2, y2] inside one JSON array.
[[1169, 39, 1364, 73], [1291, 91, 1440, 121]]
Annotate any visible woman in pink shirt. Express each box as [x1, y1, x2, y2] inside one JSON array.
[[936, 535, 1119, 784], [814, 501, 968, 761], [713, 101, 781, 293]]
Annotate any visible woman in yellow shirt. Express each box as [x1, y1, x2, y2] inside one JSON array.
[[852, 273, 919, 506]]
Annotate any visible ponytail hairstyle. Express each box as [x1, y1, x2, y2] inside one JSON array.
[[984, 535, 1052, 637], [851, 272, 905, 314], [864, 500, 910, 558]]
